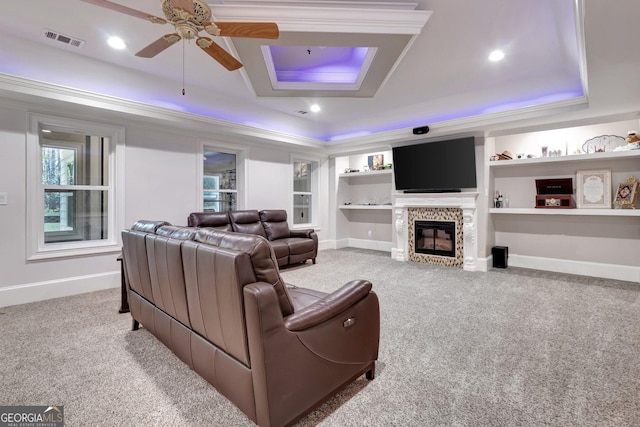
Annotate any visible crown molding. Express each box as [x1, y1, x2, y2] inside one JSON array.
[[211, 4, 432, 34], [323, 96, 591, 156], [0, 73, 327, 149]]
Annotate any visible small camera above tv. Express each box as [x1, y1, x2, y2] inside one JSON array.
[[392, 136, 477, 193]]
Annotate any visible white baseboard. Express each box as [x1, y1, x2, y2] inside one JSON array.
[[0, 271, 120, 308], [346, 238, 392, 252], [501, 254, 640, 283], [323, 238, 392, 252], [317, 239, 336, 251]]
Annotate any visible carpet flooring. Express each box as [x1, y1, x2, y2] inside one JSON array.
[[1, 248, 639, 426]]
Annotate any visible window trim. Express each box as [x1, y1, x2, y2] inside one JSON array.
[[199, 140, 246, 212], [291, 155, 320, 228], [26, 113, 125, 260], [41, 139, 87, 243]]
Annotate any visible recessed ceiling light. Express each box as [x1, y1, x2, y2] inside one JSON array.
[[310, 104, 321, 113], [488, 49, 505, 62], [107, 36, 127, 50]]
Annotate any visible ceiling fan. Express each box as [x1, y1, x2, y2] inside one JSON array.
[[81, 0, 279, 70]]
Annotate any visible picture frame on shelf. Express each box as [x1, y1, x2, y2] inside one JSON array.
[[368, 154, 384, 170], [576, 169, 611, 209], [613, 176, 638, 209]]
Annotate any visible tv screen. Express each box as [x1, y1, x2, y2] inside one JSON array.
[[392, 136, 477, 192]]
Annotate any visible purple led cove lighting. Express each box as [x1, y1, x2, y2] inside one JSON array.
[[329, 89, 586, 140], [270, 46, 369, 84]]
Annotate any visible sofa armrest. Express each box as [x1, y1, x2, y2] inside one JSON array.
[[284, 280, 372, 331], [289, 228, 315, 239], [244, 281, 379, 427]]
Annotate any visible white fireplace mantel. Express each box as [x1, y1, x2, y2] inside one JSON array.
[[392, 192, 479, 271]]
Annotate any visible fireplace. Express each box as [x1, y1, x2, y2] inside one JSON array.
[[414, 220, 456, 257], [392, 192, 479, 271]]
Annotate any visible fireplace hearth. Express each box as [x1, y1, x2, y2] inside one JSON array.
[[414, 220, 456, 257]]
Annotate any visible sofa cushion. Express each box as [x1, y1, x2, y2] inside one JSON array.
[[229, 210, 267, 238], [259, 210, 290, 241], [187, 212, 232, 231], [268, 240, 289, 263], [269, 244, 290, 267], [287, 286, 327, 311], [286, 238, 316, 256]]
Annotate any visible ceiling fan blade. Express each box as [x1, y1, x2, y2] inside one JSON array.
[[81, 0, 166, 23], [136, 34, 181, 58], [206, 22, 279, 39], [168, 0, 195, 14], [196, 37, 243, 71]]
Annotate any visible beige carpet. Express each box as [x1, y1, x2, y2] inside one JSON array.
[[1, 248, 639, 426]]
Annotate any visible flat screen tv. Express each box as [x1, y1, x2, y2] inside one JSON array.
[[392, 136, 477, 193]]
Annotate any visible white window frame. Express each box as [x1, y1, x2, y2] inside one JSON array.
[[26, 113, 125, 260], [41, 139, 86, 243], [291, 154, 320, 228], [198, 141, 246, 212]]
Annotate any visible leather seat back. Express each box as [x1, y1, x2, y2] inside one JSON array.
[[195, 229, 295, 316], [229, 210, 267, 238], [187, 212, 232, 231], [121, 220, 170, 302], [259, 209, 291, 241], [146, 225, 197, 327], [181, 229, 294, 365]]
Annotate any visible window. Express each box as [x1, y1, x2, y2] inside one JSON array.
[[202, 148, 238, 212], [27, 114, 124, 259], [293, 159, 318, 225]]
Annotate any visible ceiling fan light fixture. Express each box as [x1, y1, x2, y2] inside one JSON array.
[[176, 23, 198, 39]]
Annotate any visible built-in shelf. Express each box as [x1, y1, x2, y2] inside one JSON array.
[[489, 208, 640, 216], [338, 169, 393, 178], [335, 153, 394, 251], [489, 149, 640, 168], [339, 205, 393, 210]]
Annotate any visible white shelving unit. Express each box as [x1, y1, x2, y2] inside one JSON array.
[[335, 154, 394, 252], [489, 207, 640, 216], [489, 149, 640, 214], [339, 205, 393, 210], [338, 169, 393, 178], [338, 169, 393, 210], [488, 122, 640, 282], [489, 149, 640, 168]]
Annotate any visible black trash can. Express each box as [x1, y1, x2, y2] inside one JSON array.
[[492, 246, 508, 269]]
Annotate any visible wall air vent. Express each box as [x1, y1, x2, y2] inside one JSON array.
[[44, 29, 85, 48]]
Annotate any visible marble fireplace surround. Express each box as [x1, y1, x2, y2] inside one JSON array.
[[392, 192, 479, 271]]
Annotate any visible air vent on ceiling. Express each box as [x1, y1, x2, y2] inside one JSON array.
[[44, 29, 85, 48]]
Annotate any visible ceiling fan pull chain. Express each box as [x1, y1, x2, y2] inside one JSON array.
[[182, 38, 186, 95]]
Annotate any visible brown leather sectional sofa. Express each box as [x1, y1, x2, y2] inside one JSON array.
[[188, 209, 317, 267], [121, 220, 380, 427]]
